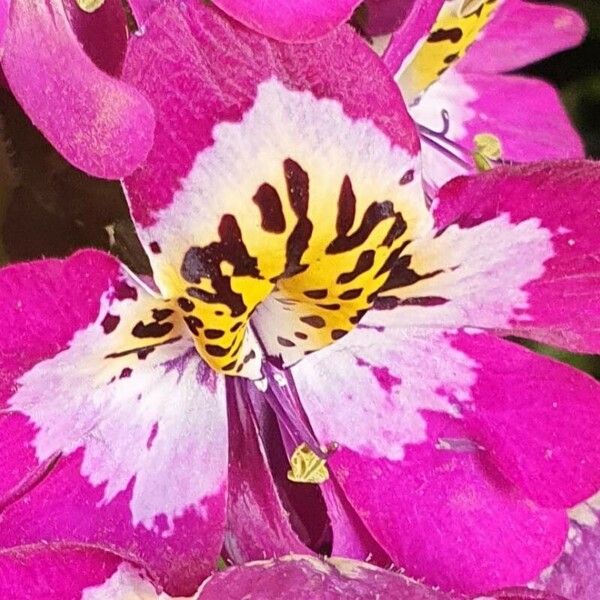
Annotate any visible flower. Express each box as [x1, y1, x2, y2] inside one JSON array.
[[0, 0, 154, 178], [370, 0, 587, 190], [1, 2, 599, 597]]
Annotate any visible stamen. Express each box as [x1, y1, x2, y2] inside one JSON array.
[[287, 443, 330, 484], [418, 111, 474, 170]]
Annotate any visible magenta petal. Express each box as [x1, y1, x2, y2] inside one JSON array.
[[0, 0, 9, 48], [455, 332, 600, 509], [292, 325, 580, 592], [63, 0, 128, 76], [459, 0, 587, 74], [211, 0, 362, 42], [381, 0, 445, 74], [0, 250, 227, 596], [225, 385, 308, 562], [2, 0, 155, 179], [329, 414, 567, 594], [200, 555, 568, 599], [0, 546, 126, 599], [200, 555, 461, 599], [127, 0, 162, 27]]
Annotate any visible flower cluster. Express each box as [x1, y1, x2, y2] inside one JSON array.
[[0, 1, 598, 598]]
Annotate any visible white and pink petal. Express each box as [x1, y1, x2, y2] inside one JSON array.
[[292, 324, 600, 591], [410, 72, 584, 189], [371, 162, 600, 354], [0, 251, 227, 596]]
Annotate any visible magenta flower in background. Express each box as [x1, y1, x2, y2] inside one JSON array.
[[0, 1, 598, 599], [0, 0, 154, 178], [370, 0, 587, 190]]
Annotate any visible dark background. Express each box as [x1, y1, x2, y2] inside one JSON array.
[[527, 1, 600, 158]]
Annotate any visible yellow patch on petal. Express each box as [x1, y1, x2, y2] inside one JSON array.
[[76, 0, 105, 13], [287, 443, 330, 485], [397, 0, 501, 104]]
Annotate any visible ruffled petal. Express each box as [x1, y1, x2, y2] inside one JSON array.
[[411, 72, 584, 189], [210, 0, 362, 42], [292, 324, 600, 591], [370, 162, 600, 354], [2, 0, 155, 178], [122, 1, 423, 376], [199, 555, 567, 599], [458, 0, 587, 74], [63, 0, 128, 75], [0, 250, 227, 596]]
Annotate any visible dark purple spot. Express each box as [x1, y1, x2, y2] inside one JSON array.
[[399, 169, 414, 185], [428, 27, 463, 43], [317, 303, 341, 311], [184, 315, 204, 335], [253, 183, 286, 233], [230, 322, 243, 332], [132, 320, 174, 339], [295, 331, 308, 340], [336, 175, 357, 237], [304, 289, 328, 300], [300, 315, 326, 328], [177, 297, 195, 312], [337, 250, 375, 285], [152, 308, 174, 322], [115, 281, 138, 301], [277, 336, 295, 347], [120, 367, 132, 379], [101, 313, 120, 334], [149, 241, 161, 254], [146, 423, 159, 449], [205, 329, 224, 339], [331, 329, 347, 340], [339, 288, 362, 301]]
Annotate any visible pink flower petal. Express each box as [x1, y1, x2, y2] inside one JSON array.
[[201, 555, 460, 599], [0, 250, 227, 596], [0, 546, 126, 599], [2, 0, 155, 178], [225, 385, 308, 562], [0, 0, 9, 49], [454, 331, 600, 509], [411, 72, 584, 189], [362, 0, 413, 36], [291, 324, 600, 591], [63, 0, 128, 76], [459, 0, 587, 75], [210, 0, 362, 42], [200, 555, 568, 599]]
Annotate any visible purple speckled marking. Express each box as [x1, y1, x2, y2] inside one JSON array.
[[146, 422, 159, 449]]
